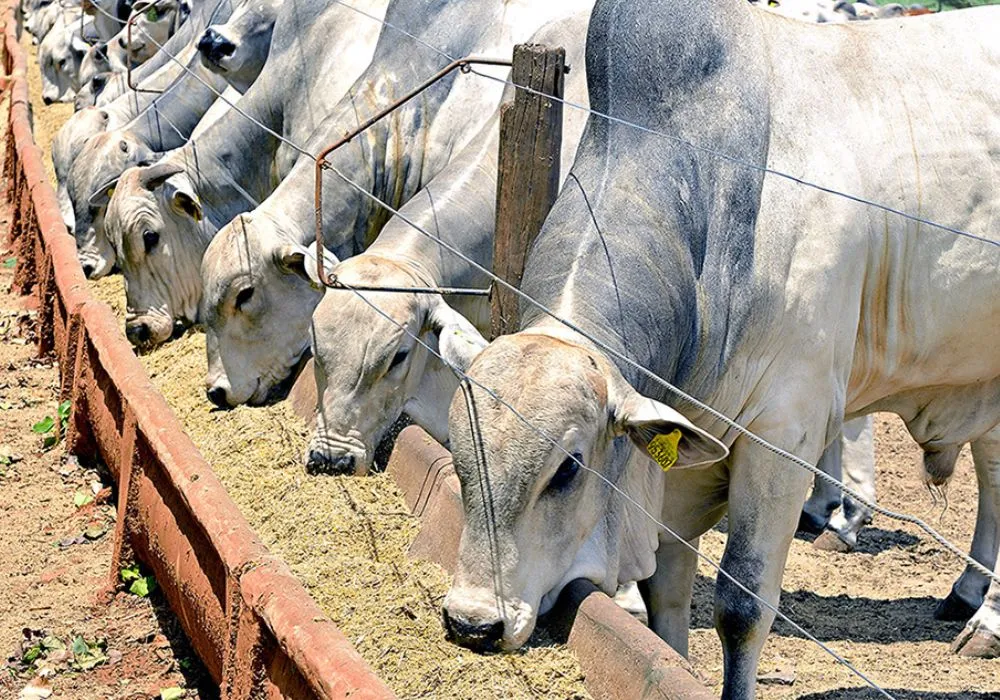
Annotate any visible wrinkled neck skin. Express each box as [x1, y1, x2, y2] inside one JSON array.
[[164, 98, 281, 229], [125, 60, 232, 152], [510, 0, 771, 592]]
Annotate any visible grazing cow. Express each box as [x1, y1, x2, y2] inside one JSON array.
[[437, 1, 1000, 694], [118, 0, 191, 64], [64, 11, 234, 279], [68, 52, 231, 279], [197, 0, 589, 402], [38, 9, 89, 103], [52, 0, 233, 215], [103, 0, 388, 348], [25, 0, 68, 43], [295, 11, 593, 475], [196, 0, 284, 92], [83, 0, 134, 41]]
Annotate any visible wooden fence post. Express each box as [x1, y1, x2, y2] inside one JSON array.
[[490, 43, 565, 339]]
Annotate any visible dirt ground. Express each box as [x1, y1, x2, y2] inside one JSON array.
[[16, 19, 1000, 700], [0, 231, 212, 695]]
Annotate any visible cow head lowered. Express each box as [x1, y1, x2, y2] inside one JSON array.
[[121, 0, 190, 64], [69, 130, 154, 279], [304, 255, 486, 476], [200, 218, 324, 408], [104, 162, 206, 348], [197, 0, 284, 92], [38, 15, 89, 104], [439, 330, 728, 651]]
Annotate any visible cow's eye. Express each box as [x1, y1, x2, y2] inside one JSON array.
[[234, 286, 254, 310], [388, 349, 409, 372], [547, 453, 582, 493], [142, 229, 159, 253], [58, 58, 67, 68]]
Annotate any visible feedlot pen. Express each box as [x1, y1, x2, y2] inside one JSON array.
[[20, 30, 1000, 699]]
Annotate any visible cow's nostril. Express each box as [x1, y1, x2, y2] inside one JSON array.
[[42, 95, 53, 105], [306, 450, 332, 475], [125, 322, 151, 347], [82, 263, 95, 278], [206, 386, 228, 408], [196, 29, 215, 55], [331, 454, 355, 475], [442, 609, 504, 652]]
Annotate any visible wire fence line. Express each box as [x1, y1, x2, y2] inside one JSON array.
[[73, 4, 999, 696], [97, 0, 998, 623], [331, 0, 999, 249]]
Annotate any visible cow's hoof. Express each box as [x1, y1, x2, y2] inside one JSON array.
[[934, 591, 979, 622], [797, 510, 827, 536], [813, 529, 853, 553], [952, 620, 1000, 658]]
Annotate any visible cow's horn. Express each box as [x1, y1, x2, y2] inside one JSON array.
[[137, 163, 185, 191]]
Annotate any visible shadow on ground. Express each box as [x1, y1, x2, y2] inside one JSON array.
[[690, 575, 963, 644], [798, 689, 1000, 700]]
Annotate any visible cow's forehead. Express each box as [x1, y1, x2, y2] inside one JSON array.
[[456, 335, 609, 448]]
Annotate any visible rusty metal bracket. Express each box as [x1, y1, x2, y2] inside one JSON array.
[[312, 56, 512, 293], [126, 14, 165, 94]]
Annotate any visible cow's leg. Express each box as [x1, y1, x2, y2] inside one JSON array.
[[640, 534, 700, 655], [949, 428, 1000, 652], [821, 415, 876, 551], [645, 469, 727, 657], [716, 430, 815, 700], [799, 432, 843, 534]]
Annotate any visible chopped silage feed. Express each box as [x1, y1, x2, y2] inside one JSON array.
[[86, 277, 591, 699], [24, 30, 590, 693]]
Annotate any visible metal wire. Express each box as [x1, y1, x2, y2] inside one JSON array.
[[102, 0, 999, 596], [76, 7, 996, 694], [331, 0, 999, 250]]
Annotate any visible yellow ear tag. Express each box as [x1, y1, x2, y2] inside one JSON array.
[[107, 187, 115, 198], [648, 429, 682, 472]]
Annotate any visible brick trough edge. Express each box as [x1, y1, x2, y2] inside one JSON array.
[[382, 426, 716, 700], [1, 8, 395, 699]]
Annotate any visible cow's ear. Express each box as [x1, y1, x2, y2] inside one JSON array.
[[427, 299, 487, 373], [273, 242, 337, 289], [164, 178, 202, 222], [610, 379, 728, 471], [88, 175, 121, 208], [71, 34, 90, 58]]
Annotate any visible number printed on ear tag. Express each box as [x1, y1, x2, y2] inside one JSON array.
[[648, 429, 682, 471]]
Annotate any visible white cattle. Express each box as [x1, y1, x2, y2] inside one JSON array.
[[437, 2, 1000, 696], [104, 0, 387, 348], [38, 8, 89, 104]]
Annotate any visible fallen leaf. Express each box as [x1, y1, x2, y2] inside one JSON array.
[[160, 688, 186, 700], [3, 257, 16, 269], [84, 526, 107, 540], [73, 491, 94, 508], [31, 417, 54, 434], [129, 576, 157, 597], [120, 565, 141, 583]]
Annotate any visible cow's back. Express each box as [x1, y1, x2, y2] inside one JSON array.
[[753, 8, 1000, 408]]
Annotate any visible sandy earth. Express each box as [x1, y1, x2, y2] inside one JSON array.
[[14, 16, 1000, 700], [0, 219, 211, 695]]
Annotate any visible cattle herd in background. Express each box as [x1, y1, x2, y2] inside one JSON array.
[[15, 0, 1000, 695]]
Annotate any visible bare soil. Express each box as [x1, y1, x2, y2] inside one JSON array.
[[0, 233, 211, 697], [20, 22, 1000, 700]]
